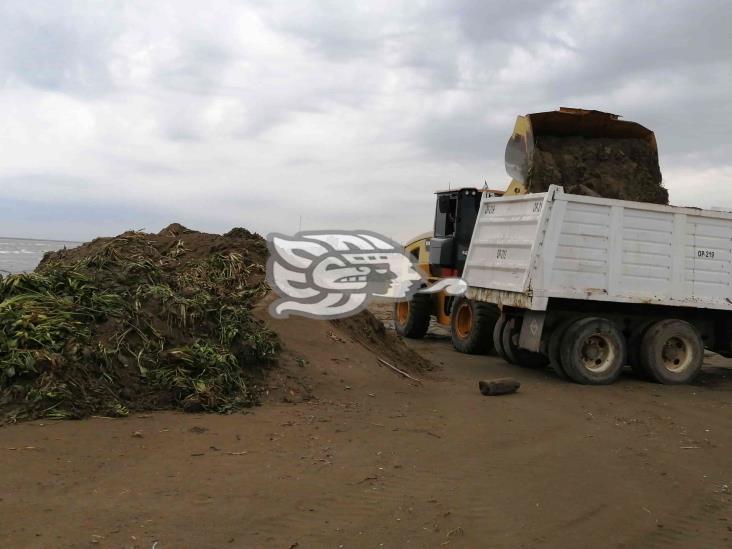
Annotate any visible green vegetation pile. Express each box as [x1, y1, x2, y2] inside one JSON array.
[[0, 224, 278, 422], [528, 136, 668, 204]]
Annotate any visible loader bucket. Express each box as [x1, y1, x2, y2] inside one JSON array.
[[505, 107, 657, 186]]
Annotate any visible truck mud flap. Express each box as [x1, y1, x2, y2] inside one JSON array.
[[519, 311, 546, 352]]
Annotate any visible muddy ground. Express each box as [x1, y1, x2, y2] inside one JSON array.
[[2, 302, 732, 548]]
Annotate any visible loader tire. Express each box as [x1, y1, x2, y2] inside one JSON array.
[[560, 317, 625, 385], [450, 297, 499, 354], [639, 319, 703, 384], [501, 317, 549, 369], [393, 294, 431, 339]]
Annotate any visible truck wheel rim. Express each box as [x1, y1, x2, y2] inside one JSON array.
[[456, 303, 472, 339], [396, 302, 409, 324], [661, 336, 692, 373], [579, 334, 615, 373]]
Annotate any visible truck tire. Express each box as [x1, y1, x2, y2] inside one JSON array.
[[547, 319, 576, 381], [493, 315, 510, 362], [501, 317, 549, 368], [627, 320, 656, 379], [450, 297, 499, 354], [639, 319, 703, 384], [560, 317, 625, 385], [393, 294, 431, 339]]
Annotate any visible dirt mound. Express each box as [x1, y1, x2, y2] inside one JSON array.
[[254, 295, 434, 406], [1, 224, 431, 422], [41, 225, 269, 268], [0, 227, 277, 422], [332, 310, 433, 373], [157, 222, 197, 236], [528, 136, 668, 204]]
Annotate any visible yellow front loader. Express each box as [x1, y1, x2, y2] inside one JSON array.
[[393, 187, 503, 354]]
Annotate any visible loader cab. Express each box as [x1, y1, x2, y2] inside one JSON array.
[[429, 188, 484, 276]]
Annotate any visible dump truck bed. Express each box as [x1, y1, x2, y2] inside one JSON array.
[[463, 185, 732, 312]]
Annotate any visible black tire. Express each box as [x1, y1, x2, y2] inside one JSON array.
[[493, 315, 510, 362], [560, 317, 625, 385], [639, 319, 703, 384], [501, 317, 550, 368], [393, 294, 431, 338], [627, 320, 656, 379], [547, 319, 576, 381], [450, 297, 499, 354]]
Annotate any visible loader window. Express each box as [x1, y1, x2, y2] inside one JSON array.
[[456, 192, 481, 238], [434, 195, 457, 237]]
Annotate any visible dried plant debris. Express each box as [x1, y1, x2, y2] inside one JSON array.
[[0, 225, 278, 422]]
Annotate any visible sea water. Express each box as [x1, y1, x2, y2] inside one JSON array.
[[0, 237, 80, 274]]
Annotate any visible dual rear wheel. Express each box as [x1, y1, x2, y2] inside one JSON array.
[[637, 319, 703, 384], [559, 317, 626, 384], [549, 316, 702, 385]]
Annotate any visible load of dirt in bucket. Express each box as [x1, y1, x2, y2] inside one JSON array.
[[0, 225, 278, 421], [528, 136, 668, 204]]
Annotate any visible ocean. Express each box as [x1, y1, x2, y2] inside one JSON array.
[[0, 237, 80, 274]]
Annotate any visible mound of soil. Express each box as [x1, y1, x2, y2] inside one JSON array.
[[254, 295, 434, 407], [332, 310, 433, 373], [44, 223, 268, 268], [0, 224, 277, 421], [528, 136, 668, 204]]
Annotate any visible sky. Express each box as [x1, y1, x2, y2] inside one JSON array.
[[1, 0, 731, 242]]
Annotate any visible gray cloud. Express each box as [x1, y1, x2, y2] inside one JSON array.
[[0, 2, 118, 94], [0, 0, 731, 241], [157, 40, 234, 95]]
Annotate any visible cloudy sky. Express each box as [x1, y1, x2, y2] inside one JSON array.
[[1, 0, 730, 241]]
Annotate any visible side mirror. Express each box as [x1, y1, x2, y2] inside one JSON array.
[[437, 195, 451, 214]]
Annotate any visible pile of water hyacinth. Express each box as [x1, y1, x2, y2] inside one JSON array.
[[0, 224, 279, 422]]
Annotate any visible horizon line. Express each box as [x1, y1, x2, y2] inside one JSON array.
[[0, 235, 82, 244]]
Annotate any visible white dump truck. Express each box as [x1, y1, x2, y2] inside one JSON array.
[[462, 184, 732, 385]]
